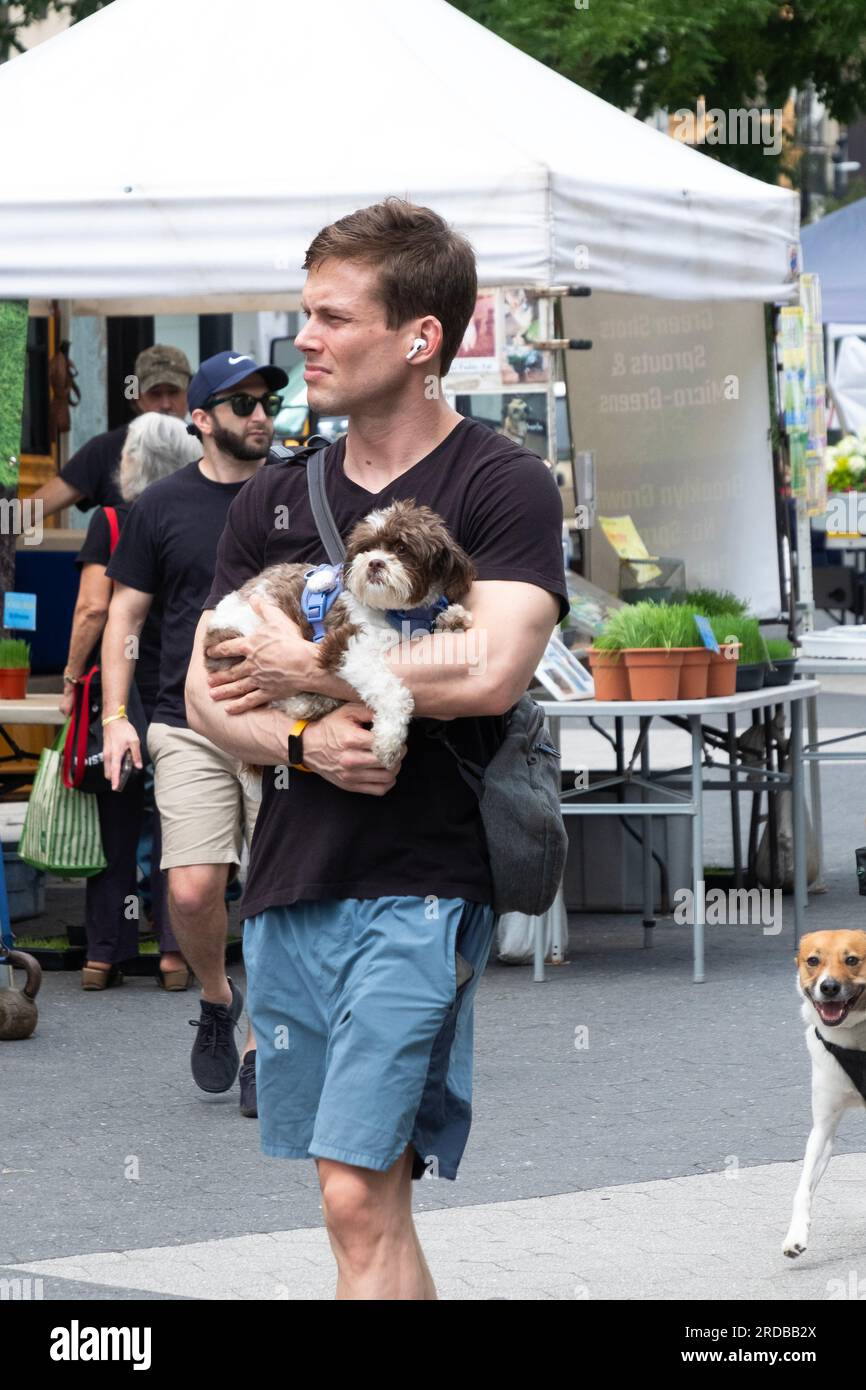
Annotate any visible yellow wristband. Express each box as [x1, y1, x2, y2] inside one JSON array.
[[289, 718, 310, 772], [101, 706, 127, 727]]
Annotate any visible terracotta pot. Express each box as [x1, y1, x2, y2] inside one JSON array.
[[678, 647, 711, 699], [706, 643, 741, 697], [588, 649, 629, 701], [623, 647, 684, 701], [0, 668, 29, 699]]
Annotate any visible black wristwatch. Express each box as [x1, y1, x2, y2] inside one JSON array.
[[288, 719, 310, 772]]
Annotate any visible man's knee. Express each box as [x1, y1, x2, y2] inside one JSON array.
[[318, 1148, 413, 1246], [320, 1166, 384, 1246], [168, 864, 229, 918]]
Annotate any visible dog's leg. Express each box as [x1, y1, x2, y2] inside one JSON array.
[[782, 1097, 845, 1257], [336, 633, 414, 768], [433, 604, 472, 634]]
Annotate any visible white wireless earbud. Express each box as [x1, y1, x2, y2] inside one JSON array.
[[405, 337, 428, 361]]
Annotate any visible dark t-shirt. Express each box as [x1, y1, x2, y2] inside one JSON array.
[[107, 461, 249, 729], [61, 424, 127, 511], [204, 417, 569, 919], [75, 505, 163, 717]]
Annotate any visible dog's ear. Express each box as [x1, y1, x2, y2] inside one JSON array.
[[437, 541, 476, 602]]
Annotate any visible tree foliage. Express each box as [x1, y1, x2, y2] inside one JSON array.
[[0, 1, 110, 60], [452, 0, 866, 181]]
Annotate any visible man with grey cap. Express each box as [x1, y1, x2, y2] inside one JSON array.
[[32, 344, 192, 518]]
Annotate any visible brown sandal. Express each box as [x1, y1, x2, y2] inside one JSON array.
[[157, 965, 192, 991], [81, 964, 124, 991]]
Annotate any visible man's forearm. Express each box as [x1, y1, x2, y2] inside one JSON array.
[[301, 629, 507, 718], [187, 665, 294, 765], [101, 609, 139, 712], [384, 631, 509, 717]]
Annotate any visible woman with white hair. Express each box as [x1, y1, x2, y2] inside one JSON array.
[[60, 412, 201, 990]]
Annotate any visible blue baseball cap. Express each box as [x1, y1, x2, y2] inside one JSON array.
[[188, 351, 288, 412]]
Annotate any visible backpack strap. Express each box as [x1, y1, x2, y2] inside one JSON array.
[[306, 448, 346, 565], [104, 506, 120, 555]]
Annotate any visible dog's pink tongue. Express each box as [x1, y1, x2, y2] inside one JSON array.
[[821, 1001, 847, 1023]]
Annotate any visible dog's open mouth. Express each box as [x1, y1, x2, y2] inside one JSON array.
[[814, 986, 865, 1026]]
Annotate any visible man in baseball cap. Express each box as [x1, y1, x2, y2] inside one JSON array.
[[187, 351, 287, 414], [136, 344, 194, 399], [34, 343, 193, 518], [103, 348, 287, 1119]]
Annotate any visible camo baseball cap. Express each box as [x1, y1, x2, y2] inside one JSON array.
[[134, 344, 192, 396]]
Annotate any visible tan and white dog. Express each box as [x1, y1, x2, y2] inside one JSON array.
[[783, 929, 866, 1258]]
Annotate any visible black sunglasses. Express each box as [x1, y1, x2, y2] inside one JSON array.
[[205, 391, 283, 418]]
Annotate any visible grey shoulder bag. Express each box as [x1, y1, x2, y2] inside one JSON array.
[[304, 449, 567, 917]]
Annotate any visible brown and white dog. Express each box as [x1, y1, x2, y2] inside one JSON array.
[[783, 929, 866, 1257], [206, 499, 475, 768]]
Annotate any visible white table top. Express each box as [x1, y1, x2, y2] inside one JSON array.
[[0, 693, 64, 725], [797, 658, 866, 675], [538, 679, 821, 719]]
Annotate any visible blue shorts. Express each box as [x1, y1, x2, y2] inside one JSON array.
[[242, 896, 496, 1180]]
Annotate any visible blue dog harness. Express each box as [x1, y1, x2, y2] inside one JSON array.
[[300, 564, 344, 642], [385, 595, 449, 637], [299, 563, 449, 642]]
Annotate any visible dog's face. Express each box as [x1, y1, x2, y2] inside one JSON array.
[[796, 930, 866, 1027], [343, 499, 475, 611], [505, 399, 529, 428]]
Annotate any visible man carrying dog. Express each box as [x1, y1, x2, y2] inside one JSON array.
[[101, 350, 287, 1116], [185, 198, 569, 1299]]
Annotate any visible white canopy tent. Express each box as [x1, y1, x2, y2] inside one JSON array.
[[0, 0, 798, 310], [0, 0, 802, 615]]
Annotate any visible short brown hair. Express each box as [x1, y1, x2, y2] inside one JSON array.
[[303, 197, 477, 376]]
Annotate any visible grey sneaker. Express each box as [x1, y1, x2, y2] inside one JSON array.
[[188, 977, 244, 1093], [239, 1050, 258, 1118]]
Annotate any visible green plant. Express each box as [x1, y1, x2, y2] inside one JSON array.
[[662, 604, 707, 647], [709, 612, 768, 665], [766, 636, 795, 661], [596, 601, 697, 651], [675, 587, 748, 617], [12, 935, 76, 950], [0, 638, 31, 668]]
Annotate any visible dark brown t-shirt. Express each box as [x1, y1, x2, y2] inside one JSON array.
[[204, 416, 569, 918]]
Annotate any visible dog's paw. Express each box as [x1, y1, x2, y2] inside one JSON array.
[[434, 603, 472, 633], [782, 1227, 808, 1258]]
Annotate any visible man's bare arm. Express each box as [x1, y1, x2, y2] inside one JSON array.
[[186, 614, 406, 795], [30, 475, 83, 520], [100, 582, 153, 789], [186, 613, 297, 765], [383, 581, 560, 718], [203, 580, 560, 719]]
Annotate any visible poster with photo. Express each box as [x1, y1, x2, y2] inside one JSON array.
[[501, 288, 549, 384], [453, 390, 550, 464], [451, 290, 498, 376], [534, 633, 595, 701]]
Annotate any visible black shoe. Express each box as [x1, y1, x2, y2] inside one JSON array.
[[188, 977, 244, 1093], [239, 1050, 258, 1118]]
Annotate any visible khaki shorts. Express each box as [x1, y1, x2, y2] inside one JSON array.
[[147, 721, 262, 872]]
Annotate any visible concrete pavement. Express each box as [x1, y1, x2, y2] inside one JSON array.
[[4, 680, 866, 1300]]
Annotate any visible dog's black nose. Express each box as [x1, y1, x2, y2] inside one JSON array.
[[368, 558, 384, 573], [820, 977, 842, 997]]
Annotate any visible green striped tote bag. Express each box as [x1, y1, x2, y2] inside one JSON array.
[[19, 721, 107, 877]]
